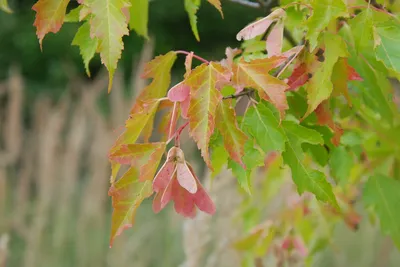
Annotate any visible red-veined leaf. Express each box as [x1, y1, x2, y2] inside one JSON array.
[[232, 56, 288, 116], [32, 0, 70, 48], [236, 8, 285, 41], [215, 100, 248, 168], [185, 62, 230, 169]]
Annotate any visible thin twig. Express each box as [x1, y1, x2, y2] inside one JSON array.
[[222, 89, 253, 100], [175, 50, 209, 64]]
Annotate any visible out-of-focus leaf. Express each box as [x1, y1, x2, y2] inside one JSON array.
[[364, 174, 400, 249], [32, 0, 70, 48], [128, 0, 148, 38], [374, 20, 400, 73], [329, 146, 353, 184], [72, 22, 99, 76], [0, 0, 12, 13], [184, 0, 201, 41]]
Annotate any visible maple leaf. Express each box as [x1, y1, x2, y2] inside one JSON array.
[[108, 167, 153, 247], [184, 0, 201, 41], [232, 56, 288, 115], [32, 0, 70, 48], [363, 174, 400, 249], [221, 47, 242, 71], [332, 58, 363, 106], [236, 8, 286, 41], [281, 121, 338, 208], [243, 101, 286, 153], [304, 32, 348, 118], [207, 0, 223, 18], [128, 0, 148, 38], [87, 0, 131, 92], [109, 142, 166, 182], [374, 20, 400, 73], [72, 21, 99, 77], [315, 101, 343, 146], [185, 62, 230, 170], [306, 0, 348, 50], [266, 19, 284, 57], [215, 100, 248, 168]]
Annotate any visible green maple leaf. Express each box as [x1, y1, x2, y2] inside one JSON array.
[[304, 32, 348, 118], [364, 174, 400, 249], [329, 146, 353, 184], [32, 0, 70, 48], [87, 0, 131, 92], [216, 100, 248, 168], [282, 121, 338, 208], [72, 21, 99, 77], [108, 167, 153, 247], [243, 101, 286, 153], [129, 0, 148, 38], [306, 0, 348, 50], [374, 20, 400, 73]]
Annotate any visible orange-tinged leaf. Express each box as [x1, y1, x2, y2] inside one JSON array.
[[236, 8, 285, 41], [109, 142, 166, 181], [332, 58, 362, 106], [108, 167, 153, 247], [32, 0, 70, 48], [87, 0, 131, 92], [232, 56, 288, 115], [207, 0, 223, 18], [315, 101, 343, 146], [184, 52, 194, 78], [185, 62, 230, 169], [287, 63, 310, 91], [215, 100, 248, 168]]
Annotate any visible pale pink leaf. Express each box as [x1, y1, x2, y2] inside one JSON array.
[[152, 161, 175, 192], [266, 20, 284, 57], [236, 8, 285, 41], [168, 82, 190, 102]]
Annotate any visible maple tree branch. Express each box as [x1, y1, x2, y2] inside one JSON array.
[[175, 50, 209, 64]]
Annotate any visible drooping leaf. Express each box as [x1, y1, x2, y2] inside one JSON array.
[[363, 174, 400, 249], [207, 0, 223, 17], [109, 142, 166, 181], [243, 101, 286, 153], [184, 0, 201, 41], [108, 167, 153, 247], [374, 20, 400, 73], [304, 32, 348, 118], [306, 0, 348, 50], [32, 0, 70, 48], [87, 0, 131, 92], [215, 100, 248, 168], [232, 56, 288, 115], [281, 121, 338, 208], [266, 19, 284, 57], [185, 62, 230, 169], [129, 0, 148, 38], [72, 21, 99, 77], [0, 0, 12, 13], [236, 8, 286, 41]]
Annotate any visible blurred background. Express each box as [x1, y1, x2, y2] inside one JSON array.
[[0, 0, 400, 267]]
